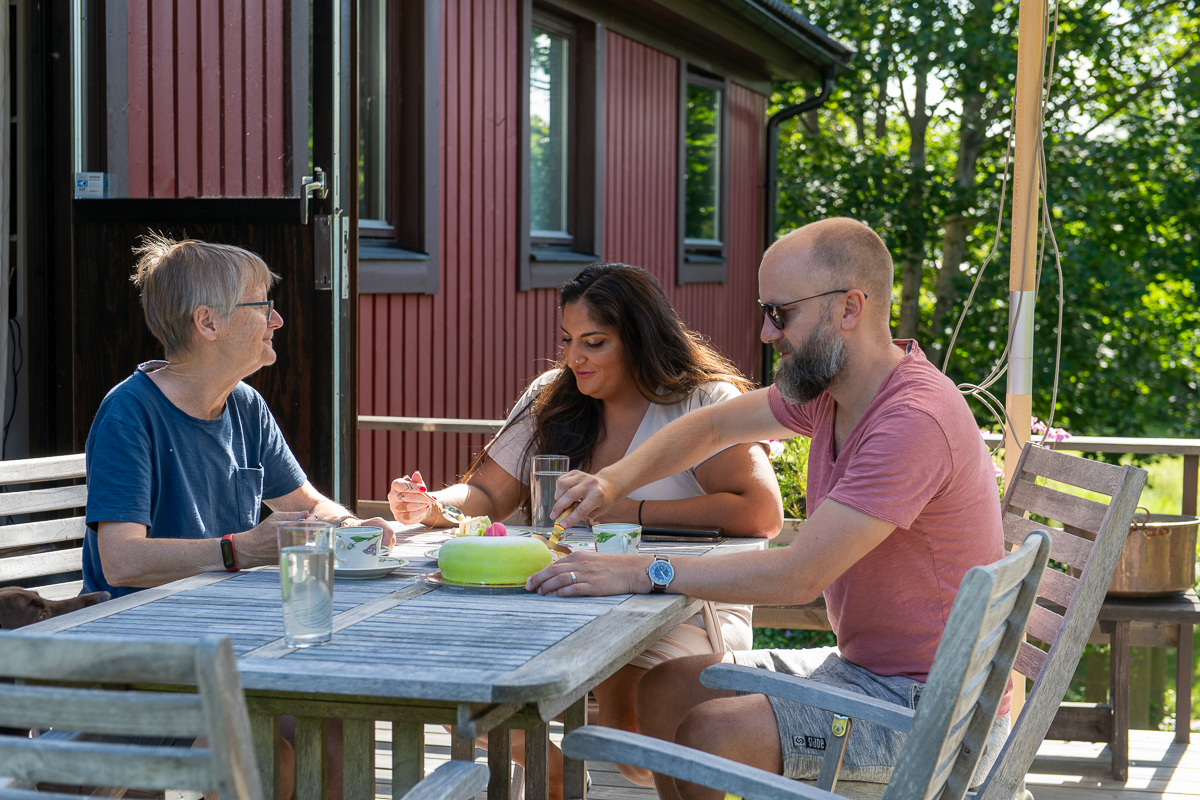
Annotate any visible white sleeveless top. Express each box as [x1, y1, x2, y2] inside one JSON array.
[[487, 369, 745, 495], [485, 370, 761, 652]]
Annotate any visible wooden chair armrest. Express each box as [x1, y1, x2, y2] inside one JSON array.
[[700, 664, 916, 733], [562, 727, 836, 800], [397, 761, 489, 800]]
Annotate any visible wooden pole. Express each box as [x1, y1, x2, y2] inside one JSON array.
[[1005, 0, 1049, 721]]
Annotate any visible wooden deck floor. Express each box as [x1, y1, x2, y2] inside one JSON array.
[[377, 724, 1200, 800]]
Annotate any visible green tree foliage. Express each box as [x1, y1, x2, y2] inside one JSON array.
[[775, 0, 1200, 437], [530, 29, 568, 232], [685, 84, 722, 240], [775, 437, 811, 519]]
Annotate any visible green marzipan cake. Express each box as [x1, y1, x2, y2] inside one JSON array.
[[438, 536, 552, 585]]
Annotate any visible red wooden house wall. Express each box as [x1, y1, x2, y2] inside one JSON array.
[[125, 0, 289, 198], [120, 0, 768, 501], [603, 33, 766, 388], [358, 0, 549, 504], [356, 10, 767, 501]]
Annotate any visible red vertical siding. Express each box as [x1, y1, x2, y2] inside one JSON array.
[[357, 0, 560, 500], [603, 34, 678, 303], [126, 0, 288, 198], [726, 82, 769, 376], [356, 18, 767, 502], [603, 33, 765, 387], [175, 1, 200, 196], [149, 0, 176, 197], [127, 0, 150, 197]]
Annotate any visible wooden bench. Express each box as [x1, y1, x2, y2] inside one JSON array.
[[0, 454, 89, 599]]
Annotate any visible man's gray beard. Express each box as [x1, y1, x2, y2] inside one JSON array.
[[773, 322, 847, 405]]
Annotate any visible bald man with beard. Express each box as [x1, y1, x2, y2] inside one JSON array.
[[525, 218, 1010, 799]]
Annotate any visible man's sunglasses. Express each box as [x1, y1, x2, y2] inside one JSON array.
[[758, 289, 865, 331]]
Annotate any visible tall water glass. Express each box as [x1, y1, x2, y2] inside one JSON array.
[[278, 521, 335, 648], [277, 519, 336, 551], [531, 455, 569, 530]]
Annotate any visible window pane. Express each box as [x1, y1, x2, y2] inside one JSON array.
[[685, 83, 721, 242], [530, 28, 569, 235], [359, 0, 387, 222]]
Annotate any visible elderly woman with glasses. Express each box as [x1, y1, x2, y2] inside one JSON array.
[[82, 235, 390, 600]]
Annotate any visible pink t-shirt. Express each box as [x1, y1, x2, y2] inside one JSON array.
[[768, 340, 1008, 714]]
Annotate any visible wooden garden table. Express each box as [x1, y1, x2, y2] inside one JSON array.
[[21, 527, 763, 800]]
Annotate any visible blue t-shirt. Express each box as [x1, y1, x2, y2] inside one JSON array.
[[83, 362, 308, 597]]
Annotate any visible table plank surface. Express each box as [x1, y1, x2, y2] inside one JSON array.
[[19, 527, 762, 708], [11, 527, 763, 800]]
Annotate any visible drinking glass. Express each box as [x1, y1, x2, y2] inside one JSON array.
[[278, 520, 335, 648], [277, 519, 335, 550], [531, 455, 569, 530]]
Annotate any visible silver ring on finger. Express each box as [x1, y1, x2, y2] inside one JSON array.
[[570, 571, 578, 584]]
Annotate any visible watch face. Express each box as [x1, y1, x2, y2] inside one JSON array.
[[648, 559, 674, 586]]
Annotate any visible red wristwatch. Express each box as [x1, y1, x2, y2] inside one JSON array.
[[220, 534, 239, 572]]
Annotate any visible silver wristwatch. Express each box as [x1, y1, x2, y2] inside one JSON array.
[[646, 555, 675, 593]]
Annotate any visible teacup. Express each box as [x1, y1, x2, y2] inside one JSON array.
[[592, 523, 641, 555], [334, 526, 391, 570]]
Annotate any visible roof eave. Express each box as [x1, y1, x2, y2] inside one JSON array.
[[713, 0, 855, 79]]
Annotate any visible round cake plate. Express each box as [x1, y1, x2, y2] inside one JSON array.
[[421, 570, 531, 594], [334, 559, 406, 580]]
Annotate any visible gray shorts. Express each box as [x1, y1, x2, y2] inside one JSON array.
[[732, 647, 1009, 787]]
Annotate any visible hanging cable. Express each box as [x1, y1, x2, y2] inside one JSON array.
[[942, 0, 1067, 454]]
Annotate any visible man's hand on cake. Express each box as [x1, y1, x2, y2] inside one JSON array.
[[551, 470, 620, 529], [526, 551, 651, 597], [388, 471, 437, 525]]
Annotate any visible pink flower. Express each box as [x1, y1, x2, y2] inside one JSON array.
[[1030, 417, 1071, 442]]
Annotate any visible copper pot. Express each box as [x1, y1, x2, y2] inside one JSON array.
[[1107, 509, 1199, 598]]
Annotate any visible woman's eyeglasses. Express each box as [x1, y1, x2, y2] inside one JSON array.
[[757, 289, 864, 331], [236, 299, 275, 318]]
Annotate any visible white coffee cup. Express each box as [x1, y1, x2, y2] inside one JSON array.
[[334, 526, 388, 569], [592, 523, 641, 555]]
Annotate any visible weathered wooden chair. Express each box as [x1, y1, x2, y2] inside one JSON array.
[[973, 443, 1145, 799], [400, 762, 490, 800], [0, 633, 261, 798], [787, 444, 1146, 798], [563, 529, 1053, 800], [0, 631, 491, 800], [0, 454, 89, 599]]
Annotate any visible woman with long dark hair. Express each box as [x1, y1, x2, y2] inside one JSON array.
[[389, 263, 782, 790]]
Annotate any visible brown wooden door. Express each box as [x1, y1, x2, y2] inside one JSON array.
[[70, 0, 355, 503]]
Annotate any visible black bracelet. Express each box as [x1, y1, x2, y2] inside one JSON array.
[[638, 499, 646, 526]]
